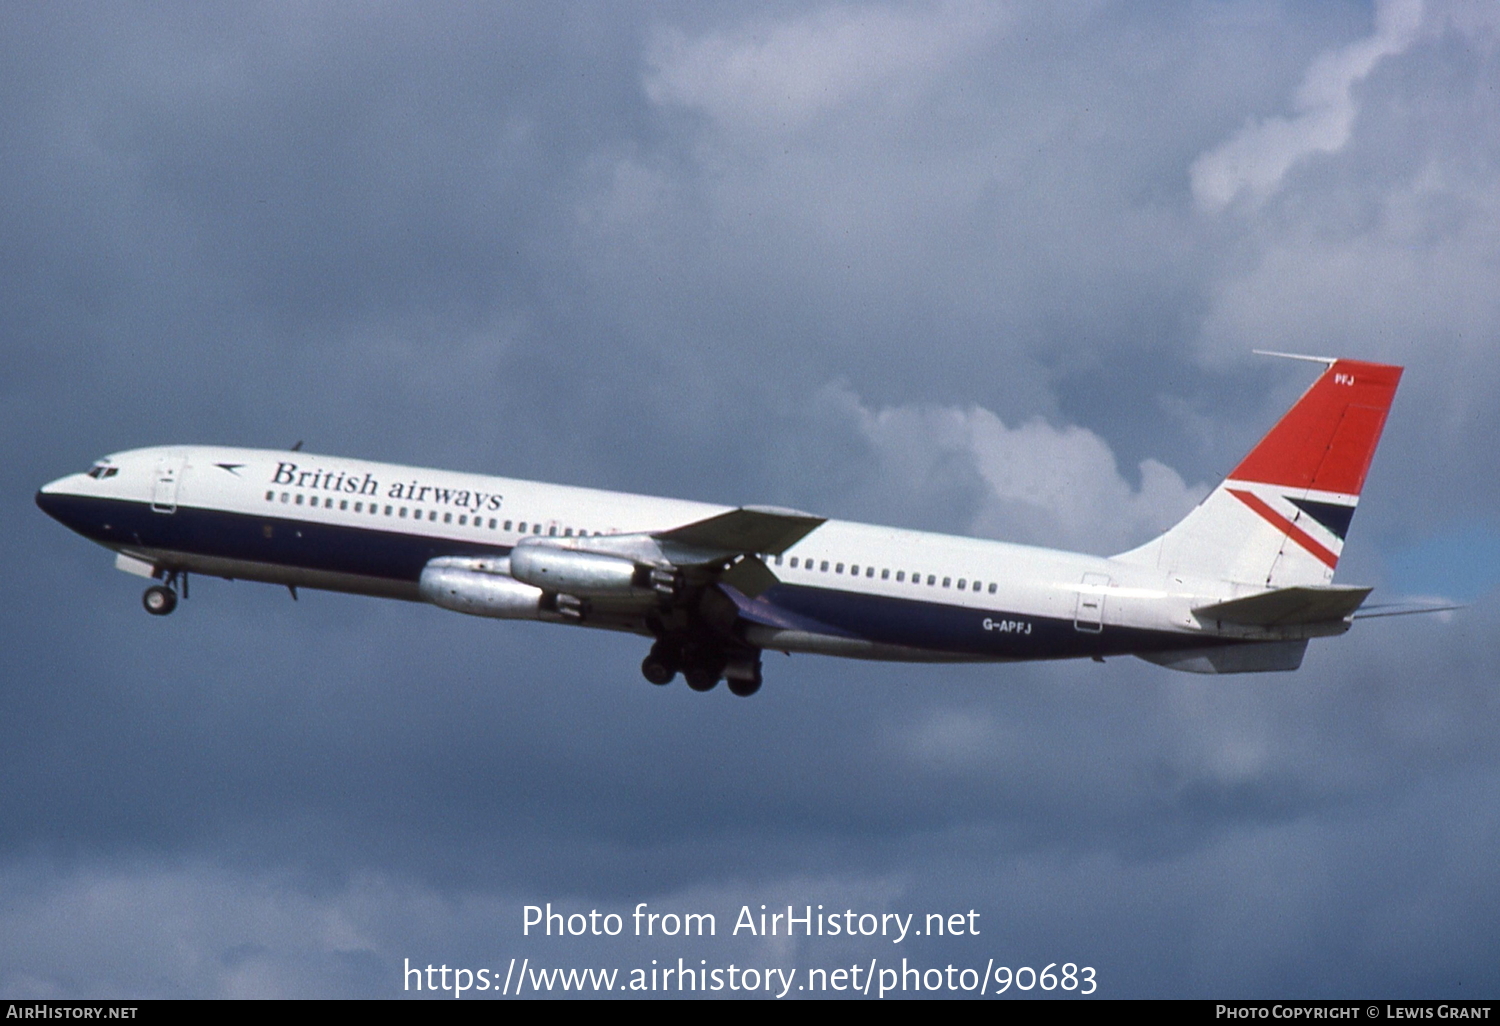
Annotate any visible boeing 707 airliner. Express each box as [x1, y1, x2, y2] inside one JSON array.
[[37, 356, 1401, 696]]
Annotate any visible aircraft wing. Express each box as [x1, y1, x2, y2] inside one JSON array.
[[652, 506, 825, 560], [1193, 585, 1373, 626], [503, 505, 823, 600], [649, 506, 825, 598]]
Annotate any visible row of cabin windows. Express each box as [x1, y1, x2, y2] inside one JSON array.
[[262, 490, 989, 592], [264, 490, 598, 538], [771, 553, 998, 595]]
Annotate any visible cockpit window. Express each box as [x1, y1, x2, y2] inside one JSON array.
[[86, 463, 119, 479]]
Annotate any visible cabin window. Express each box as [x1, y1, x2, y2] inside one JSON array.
[[988, 583, 997, 594], [942, 577, 951, 588], [295, 494, 304, 505], [564, 527, 573, 537], [265, 490, 275, 501], [339, 500, 347, 511], [926, 574, 935, 586], [281, 493, 289, 503], [458, 515, 467, 525], [835, 563, 844, 574], [489, 518, 497, 529], [774, 555, 782, 566], [444, 512, 453, 524], [881, 569, 890, 580], [399, 508, 408, 518], [866, 567, 875, 578], [820, 561, 829, 572], [517, 522, 526, 533], [849, 564, 858, 575], [789, 557, 798, 568], [895, 571, 904, 582], [354, 502, 362, 513], [957, 579, 965, 589]]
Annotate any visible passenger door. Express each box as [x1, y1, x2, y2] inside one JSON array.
[[1074, 572, 1110, 633], [151, 457, 186, 514]]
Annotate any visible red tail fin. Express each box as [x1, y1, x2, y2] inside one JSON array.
[[1229, 360, 1403, 496], [1115, 358, 1403, 586]]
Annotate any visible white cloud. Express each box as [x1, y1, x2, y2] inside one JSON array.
[[823, 381, 1208, 554], [1191, 0, 1425, 212], [644, 1, 1003, 139]]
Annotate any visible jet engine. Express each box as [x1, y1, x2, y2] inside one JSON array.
[[419, 556, 544, 620], [508, 542, 677, 598]]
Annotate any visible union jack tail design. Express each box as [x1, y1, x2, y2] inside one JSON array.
[[1117, 358, 1403, 587]]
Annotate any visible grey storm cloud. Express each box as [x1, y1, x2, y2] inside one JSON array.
[[3, 0, 1499, 999]]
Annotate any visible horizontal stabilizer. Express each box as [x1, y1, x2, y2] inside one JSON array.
[[1193, 585, 1373, 626], [654, 506, 825, 556]]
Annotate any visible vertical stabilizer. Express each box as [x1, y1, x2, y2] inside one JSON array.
[[1115, 359, 1402, 587]]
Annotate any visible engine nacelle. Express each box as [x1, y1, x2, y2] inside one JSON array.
[[509, 543, 660, 598], [419, 557, 545, 620]]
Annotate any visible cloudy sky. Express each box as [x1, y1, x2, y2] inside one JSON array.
[[4, 0, 1499, 999]]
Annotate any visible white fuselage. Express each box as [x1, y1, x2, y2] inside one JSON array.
[[37, 444, 1314, 670]]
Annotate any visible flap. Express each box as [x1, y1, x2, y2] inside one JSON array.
[[1193, 585, 1373, 626], [719, 555, 780, 599]]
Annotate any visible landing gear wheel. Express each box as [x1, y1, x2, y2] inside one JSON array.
[[681, 643, 725, 692], [142, 585, 177, 616], [642, 640, 681, 686], [641, 654, 677, 686], [727, 672, 762, 698], [684, 668, 720, 692]]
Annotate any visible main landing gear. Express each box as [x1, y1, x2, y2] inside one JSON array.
[[141, 570, 186, 616], [641, 639, 763, 697]]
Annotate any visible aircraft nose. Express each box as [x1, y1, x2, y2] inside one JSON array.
[[36, 483, 65, 519], [36, 474, 90, 529]]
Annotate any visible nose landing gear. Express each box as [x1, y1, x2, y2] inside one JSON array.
[[142, 584, 177, 616], [141, 570, 186, 616]]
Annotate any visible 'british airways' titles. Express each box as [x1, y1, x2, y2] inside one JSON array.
[[272, 461, 503, 512]]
